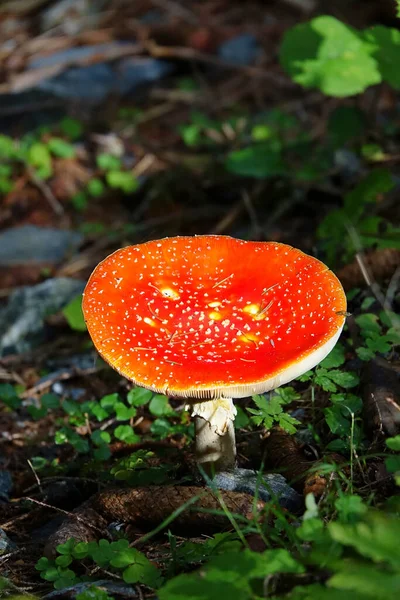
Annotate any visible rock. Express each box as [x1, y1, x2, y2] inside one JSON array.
[[0, 226, 82, 266], [31, 47, 174, 103], [0, 528, 15, 555], [0, 278, 85, 356], [212, 468, 303, 513], [218, 33, 261, 66], [0, 471, 12, 503], [43, 580, 138, 599]]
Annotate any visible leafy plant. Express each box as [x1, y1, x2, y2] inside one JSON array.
[[63, 294, 87, 332], [247, 387, 301, 434], [280, 15, 400, 97], [36, 538, 163, 590], [317, 168, 398, 264]]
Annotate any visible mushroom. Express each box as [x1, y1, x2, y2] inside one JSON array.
[[82, 235, 346, 472]]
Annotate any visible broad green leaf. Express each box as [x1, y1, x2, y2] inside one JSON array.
[[114, 424, 140, 444], [355, 313, 382, 337], [28, 142, 52, 179], [127, 388, 152, 407], [279, 16, 381, 97], [106, 170, 138, 193], [386, 435, 400, 451], [365, 26, 400, 90], [344, 169, 394, 220], [149, 395, 175, 417], [328, 512, 400, 568], [225, 142, 285, 178], [326, 370, 359, 389], [320, 344, 346, 369], [62, 295, 86, 332], [47, 137, 75, 158]]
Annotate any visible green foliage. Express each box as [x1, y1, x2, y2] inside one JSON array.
[[355, 310, 399, 361], [159, 548, 303, 600], [62, 294, 87, 332], [280, 15, 400, 98], [280, 16, 381, 97], [36, 538, 163, 590], [0, 383, 22, 410], [28, 142, 53, 179], [105, 170, 138, 193], [247, 387, 301, 434], [317, 168, 398, 264], [47, 137, 75, 158]]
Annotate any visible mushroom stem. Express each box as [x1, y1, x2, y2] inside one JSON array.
[[190, 398, 237, 472]]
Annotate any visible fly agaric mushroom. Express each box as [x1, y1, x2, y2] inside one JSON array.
[[83, 236, 346, 472]]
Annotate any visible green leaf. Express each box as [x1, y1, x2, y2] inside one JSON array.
[[0, 135, 17, 158], [114, 424, 140, 444], [159, 575, 244, 600], [314, 369, 338, 392], [28, 142, 53, 179], [386, 435, 400, 451], [114, 402, 137, 421], [356, 346, 375, 361], [149, 395, 175, 417], [385, 455, 400, 473], [335, 495, 367, 523], [119, 551, 163, 588], [62, 295, 86, 332], [180, 123, 202, 147], [365, 26, 400, 90], [100, 393, 120, 412], [106, 170, 138, 193], [0, 383, 22, 410], [91, 430, 111, 446], [225, 142, 285, 178], [71, 191, 88, 211], [326, 370, 359, 389], [278, 412, 301, 434], [361, 143, 386, 162], [279, 16, 381, 97], [328, 560, 400, 598], [60, 117, 83, 140], [127, 388, 152, 407], [96, 153, 121, 170], [55, 555, 73, 568], [87, 177, 105, 197], [328, 511, 400, 568], [344, 169, 394, 221], [41, 393, 60, 409], [320, 344, 346, 369], [355, 313, 382, 337], [47, 138, 75, 158], [324, 406, 351, 435]]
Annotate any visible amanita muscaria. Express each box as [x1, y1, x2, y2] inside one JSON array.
[[83, 235, 346, 471]]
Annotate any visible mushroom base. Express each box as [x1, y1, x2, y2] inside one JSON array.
[[190, 398, 237, 472]]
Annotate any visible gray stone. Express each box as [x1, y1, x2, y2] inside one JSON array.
[[0, 470, 12, 503], [0, 528, 15, 555], [0, 278, 85, 356], [218, 34, 261, 66], [212, 467, 303, 513], [0, 226, 83, 266]]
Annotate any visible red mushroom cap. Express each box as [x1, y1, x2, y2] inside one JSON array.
[[82, 236, 346, 399]]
